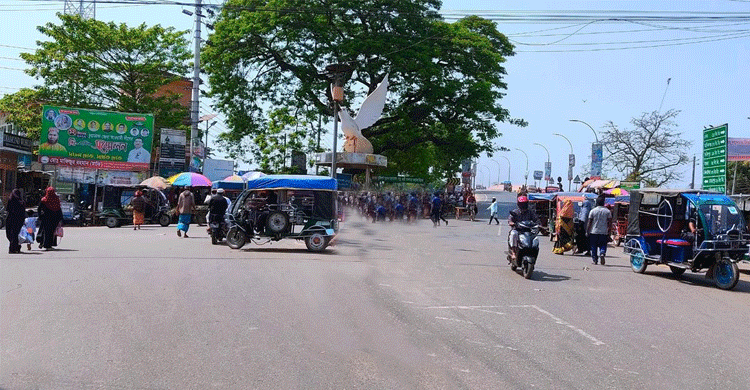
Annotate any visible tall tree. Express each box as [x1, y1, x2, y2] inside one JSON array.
[[20, 14, 192, 136], [601, 109, 691, 186], [203, 0, 524, 179], [0, 88, 46, 140]]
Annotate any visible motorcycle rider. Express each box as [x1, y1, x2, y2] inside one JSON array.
[[208, 188, 230, 237], [508, 195, 540, 261]]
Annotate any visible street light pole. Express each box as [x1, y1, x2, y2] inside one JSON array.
[[553, 133, 574, 191], [533, 142, 551, 187], [514, 148, 529, 188], [570, 119, 603, 178], [489, 159, 501, 187], [479, 165, 491, 189], [497, 155, 511, 183]]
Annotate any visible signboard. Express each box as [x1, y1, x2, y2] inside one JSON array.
[[568, 153, 576, 168], [620, 180, 641, 190], [159, 128, 186, 178], [291, 151, 306, 173], [40, 105, 154, 171], [703, 124, 728, 193], [573, 175, 582, 184], [374, 176, 425, 184], [337, 173, 352, 190], [97, 170, 147, 186], [591, 143, 603, 177], [0, 131, 34, 153], [202, 158, 234, 182], [567, 166, 573, 181], [728, 138, 750, 161], [533, 170, 543, 180], [544, 161, 552, 181]]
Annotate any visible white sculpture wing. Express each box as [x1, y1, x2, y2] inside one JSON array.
[[354, 74, 389, 130], [338, 107, 359, 136]]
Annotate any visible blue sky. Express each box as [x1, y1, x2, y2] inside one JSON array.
[[1, 0, 748, 187]]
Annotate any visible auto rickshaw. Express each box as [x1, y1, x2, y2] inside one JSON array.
[[225, 175, 338, 252], [624, 189, 748, 290], [528, 193, 555, 236], [98, 186, 171, 228], [609, 195, 630, 246]]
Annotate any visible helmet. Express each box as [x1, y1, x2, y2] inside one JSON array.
[[517, 195, 528, 209], [217, 188, 225, 194]]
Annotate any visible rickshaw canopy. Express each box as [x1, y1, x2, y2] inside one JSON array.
[[245, 175, 337, 191], [626, 188, 722, 237]]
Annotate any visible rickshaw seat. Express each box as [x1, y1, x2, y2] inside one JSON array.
[[656, 239, 691, 246], [641, 230, 663, 237]]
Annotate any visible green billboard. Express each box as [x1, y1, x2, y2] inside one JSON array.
[[702, 124, 727, 193], [40, 105, 154, 171]]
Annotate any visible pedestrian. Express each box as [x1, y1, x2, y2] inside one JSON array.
[[176, 186, 196, 238], [586, 195, 612, 265], [552, 199, 575, 255], [430, 192, 442, 227], [5, 189, 25, 254], [130, 190, 146, 230], [37, 187, 63, 251], [19, 210, 37, 251], [487, 197, 500, 225]]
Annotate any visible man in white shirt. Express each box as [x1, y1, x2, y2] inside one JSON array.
[[127, 138, 151, 163], [586, 195, 612, 265]]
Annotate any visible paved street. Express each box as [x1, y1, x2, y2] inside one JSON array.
[[2, 191, 750, 389]]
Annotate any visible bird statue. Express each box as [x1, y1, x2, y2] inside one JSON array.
[[336, 74, 389, 154]]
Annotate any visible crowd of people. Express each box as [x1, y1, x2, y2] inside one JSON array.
[[338, 188, 478, 224]]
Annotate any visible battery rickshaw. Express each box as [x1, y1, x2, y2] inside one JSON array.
[[98, 186, 172, 228], [225, 175, 338, 252], [608, 195, 630, 246], [528, 193, 555, 236], [624, 189, 748, 290]]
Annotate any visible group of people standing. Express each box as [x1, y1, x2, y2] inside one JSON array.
[[5, 187, 64, 254], [552, 194, 612, 265]]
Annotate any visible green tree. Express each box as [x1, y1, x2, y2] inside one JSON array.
[[20, 14, 192, 138], [0, 88, 46, 140], [601, 109, 691, 187], [203, 0, 524, 180]]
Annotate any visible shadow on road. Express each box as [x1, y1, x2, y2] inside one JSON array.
[[530, 271, 571, 282], [241, 247, 337, 255], [647, 270, 750, 293]]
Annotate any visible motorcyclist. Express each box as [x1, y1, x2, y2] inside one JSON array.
[[508, 195, 540, 259], [208, 188, 230, 233]]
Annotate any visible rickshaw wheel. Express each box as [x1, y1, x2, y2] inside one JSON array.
[[714, 259, 740, 290], [305, 231, 329, 252], [226, 226, 246, 249], [669, 266, 686, 276], [627, 239, 647, 274], [159, 214, 171, 227], [105, 216, 119, 228]]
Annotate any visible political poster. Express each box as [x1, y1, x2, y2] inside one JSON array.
[[728, 138, 750, 161], [159, 128, 186, 177], [40, 105, 154, 171], [591, 143, 603, 177]]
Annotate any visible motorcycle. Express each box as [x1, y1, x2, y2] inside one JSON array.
[[209, 214, 228, 245], [507, 220, 540, 279]]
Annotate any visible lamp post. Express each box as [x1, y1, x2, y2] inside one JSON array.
[[533, 142, 550, 186], [323, 64, 352, 179], [514, 148, 529, 188], [489, 159, 501, 187], [553, 133, 574, 191], [478, 165, 491, 189], [496, 155, 511, 183], [570, 119, 603, 178]]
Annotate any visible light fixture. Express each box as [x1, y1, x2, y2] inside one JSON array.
[[182, 9, 193, 16]]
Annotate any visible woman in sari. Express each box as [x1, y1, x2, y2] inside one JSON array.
[[130, 190, 146, 230], [38, 187, 63, 251], [553, 199, 575, 254]]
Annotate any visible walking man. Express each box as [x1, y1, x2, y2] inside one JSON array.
[[176, 186, 196, 238], [487, 197, 500, 225], [586, 195, 612, 265]]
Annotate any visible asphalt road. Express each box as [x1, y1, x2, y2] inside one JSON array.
[[2, 190, 750, 389]]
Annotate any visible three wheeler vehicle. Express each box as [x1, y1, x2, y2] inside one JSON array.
[[99, 186, 172, 228], [608, 195, 630, 246], [528, 193, 555, 236], [225, 175, 338, 252], [624, 189, 749, 290]]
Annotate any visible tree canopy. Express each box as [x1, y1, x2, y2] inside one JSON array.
[[203, 0, 524, 179], [19, 14, 192, 138], [601, 109, 691, 187], [0, 88, 45, 140]]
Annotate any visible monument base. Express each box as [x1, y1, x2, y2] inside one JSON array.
[[315, 152, 387, 190]]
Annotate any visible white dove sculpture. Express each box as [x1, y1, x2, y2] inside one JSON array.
[[336, 74, 389, 154]]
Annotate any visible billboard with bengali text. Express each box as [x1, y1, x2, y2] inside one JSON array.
[[40, 105, 154, 171]]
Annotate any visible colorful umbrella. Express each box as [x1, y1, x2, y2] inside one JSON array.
[[604, 187, 629, 196], [241, 171, 266, 181], [221, 174, 245, 182], [140, 176, 171, 190], [167, 172, 212, 187]]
